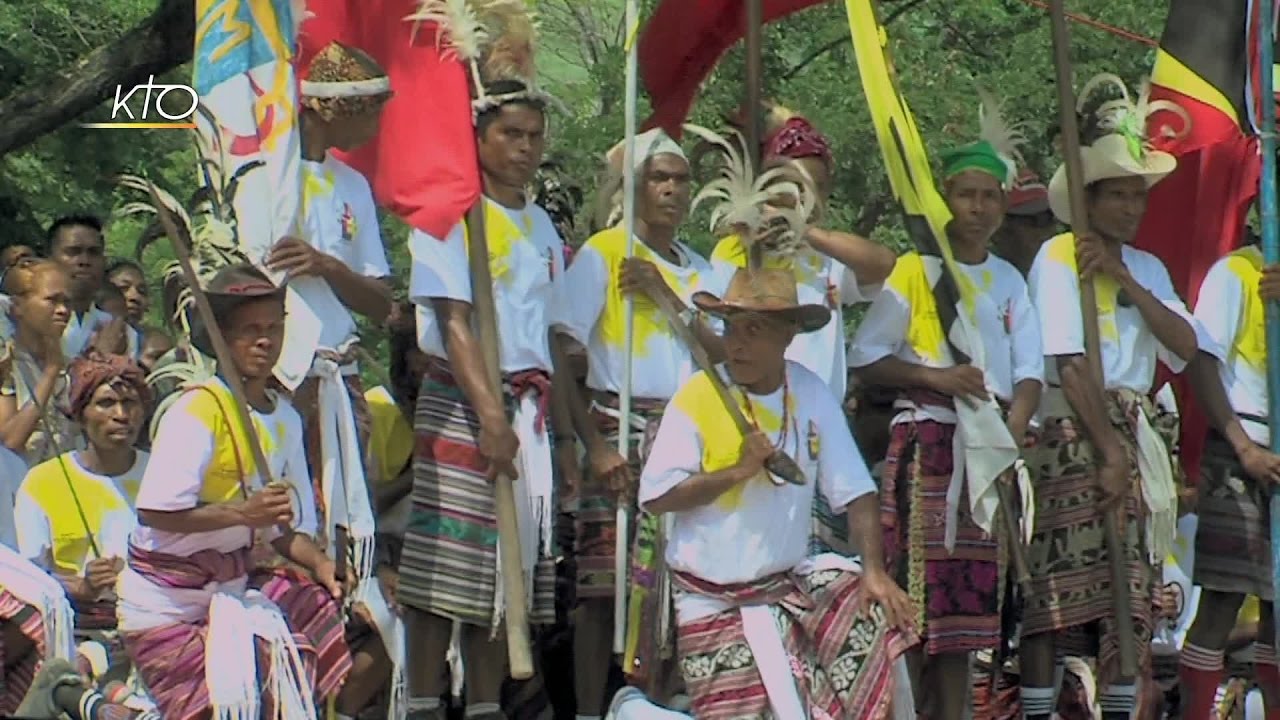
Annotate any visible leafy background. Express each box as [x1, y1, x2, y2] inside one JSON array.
[[0, 0, 1163, 369]]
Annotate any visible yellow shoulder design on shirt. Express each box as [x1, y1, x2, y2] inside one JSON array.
[[22, 454, 128, 574], [180, 380, 274, 505], [884, 252, 946, 363], [1043, 232, 1120, 339], [1224, 246, 1265, 371], [588, 226, 682, 356]]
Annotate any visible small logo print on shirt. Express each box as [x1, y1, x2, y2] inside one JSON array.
[[340, 204, 356, 242], [807, 419, 820, 460]]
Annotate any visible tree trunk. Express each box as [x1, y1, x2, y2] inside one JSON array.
[[0, 0, 195, 157]]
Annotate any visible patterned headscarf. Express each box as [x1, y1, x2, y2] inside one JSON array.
[[764, 117, 833, 169], [66, 352, 150, 419]]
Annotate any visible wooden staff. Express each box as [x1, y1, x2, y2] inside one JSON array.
[[995, 469, 1033, 598], [1047, 0, 1138, 678], [148, 182, 277, 492], [464, 201, 535, 680], [744, 0, 766, 270], [613, 0, 640, 657]]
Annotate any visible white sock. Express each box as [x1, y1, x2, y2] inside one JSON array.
[[1099, 683, 1137, 718], [408, 696, 442, 713], [465, 702, 502, 717], [1021, 686, 1055, 717]]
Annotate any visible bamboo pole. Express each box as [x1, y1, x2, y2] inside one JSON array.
[[1047, 0, 1138, 678], [1259, 0, 1280, 650], [613, 0, 640, 657], [464, 200, 535, 680]]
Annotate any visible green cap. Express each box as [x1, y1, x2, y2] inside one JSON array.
[[940, 140, 1012, 188]]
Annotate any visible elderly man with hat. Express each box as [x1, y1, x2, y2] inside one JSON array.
[[115, 264, 353, 720], [550, 127, 717, 717], [850, 105, 1044, 719], [1020, 80, 1214, 719], [637, 266, 917, 719]]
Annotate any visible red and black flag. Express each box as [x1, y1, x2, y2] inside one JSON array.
[[639, 0, 825, 134], [1136, 0, 1276, 481]]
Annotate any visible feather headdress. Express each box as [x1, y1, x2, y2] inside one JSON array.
[[1077, 73, 1192, 161], [406, 0, 561, 120], [976, 88, 1028, 184], [685, 123, 815, 266]]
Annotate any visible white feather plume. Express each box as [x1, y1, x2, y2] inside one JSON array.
[[977, 88, 1027, 181], [684, 123, 814, 259], [406, 0, 488, 61]]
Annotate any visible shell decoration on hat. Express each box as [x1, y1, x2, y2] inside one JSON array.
[[405, 0, 563, 121], [684, 123, 816, 268], [1077, 73, 1191, 162]]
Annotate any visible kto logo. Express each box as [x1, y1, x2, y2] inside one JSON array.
[[81, 76, 198, 129]]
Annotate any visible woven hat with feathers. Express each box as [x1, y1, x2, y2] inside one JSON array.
[[406, 0, 561, 120], [300, 41, 393, 122], [1047, 74, 1190, 224]]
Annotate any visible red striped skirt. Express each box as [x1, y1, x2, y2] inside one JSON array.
[[0, 589, 44, 715], [121, 557, 352, 720], [674, 568, 917, 719]]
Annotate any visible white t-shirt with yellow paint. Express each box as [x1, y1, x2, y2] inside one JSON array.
[[553, 226, 712, 400], [849, 251, 1042, 423], [14, 451, 144, 575], [639, 361, 876, 612], [300, 154, 392, 351], [707, 238, 880, 399], [1194, 246, 1268, 445], [117, 378, 315, 631], [410, 197, 566, 374], [1029, 233, 1211, 392]]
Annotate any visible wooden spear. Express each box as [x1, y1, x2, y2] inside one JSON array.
[[1047, 0, 1138, 678], [464, 200, 535, 680]]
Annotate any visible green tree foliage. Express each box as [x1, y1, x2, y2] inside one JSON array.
[[0, 0, 1165, 336]]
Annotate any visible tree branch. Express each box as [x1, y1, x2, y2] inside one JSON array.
[[0, 0, 194, 158], [782, 0, 929, 80]]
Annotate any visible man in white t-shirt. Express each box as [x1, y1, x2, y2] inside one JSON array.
[[401, 78, 568, 720], [639, 266, 916, 719], [1177, 244, 1280, 717], [43, 216, 132, 360], [705, 105, 896, 562], [550, 128, 719, 716], [1022, 117, 1210, 719], [262, 42, 398, 719], [850, 132, 1043, 720]]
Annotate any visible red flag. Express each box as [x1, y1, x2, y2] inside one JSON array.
[[1136, 0, 1261, 483], [639, 0, 826, 134], [298, 0, 480, 238]]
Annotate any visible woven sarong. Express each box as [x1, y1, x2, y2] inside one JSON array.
[[673, 566, 917, 720], [880, 409, 1001, 656], [1022, 389, 1177, 685], [575, 392, 665, 600], [1195, 431, 1273, 600], [398, 363, 557, 627], [0, 590, 43, 714], [120, 546, 353, 720]]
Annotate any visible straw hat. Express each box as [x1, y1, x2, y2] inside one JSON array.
[[1047, 133, 1177, 225], [189, 264, 285, 358], [691, 267, 830, 334]]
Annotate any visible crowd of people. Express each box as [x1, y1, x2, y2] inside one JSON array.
[[0, 18, 1278, 720]]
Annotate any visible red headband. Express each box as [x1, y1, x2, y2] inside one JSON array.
[[764, 117, 833, 168]]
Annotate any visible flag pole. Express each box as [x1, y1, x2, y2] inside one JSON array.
[[613, 0, 640, 657], [1047, 0, 1138, 678], [1258, 0, 1280, 649], [745, 0, 765, 270]]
